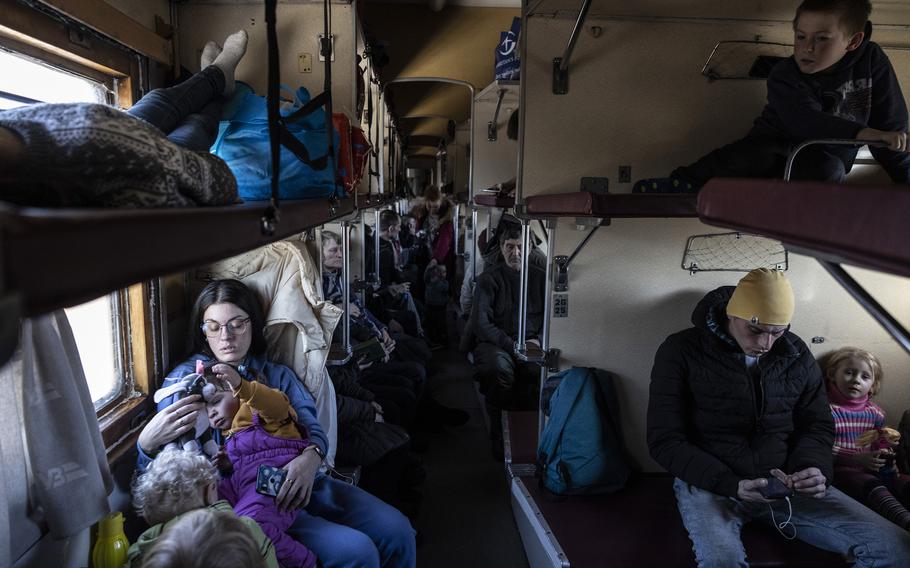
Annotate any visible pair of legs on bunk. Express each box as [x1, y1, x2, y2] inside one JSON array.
[[0, 30, 248, 207]]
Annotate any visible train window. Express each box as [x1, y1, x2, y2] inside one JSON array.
[[64, 294, 132, 410], [0, 49, 109, 108]]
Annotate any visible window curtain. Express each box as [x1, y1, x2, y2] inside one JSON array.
[[1, 310, 113, 565]]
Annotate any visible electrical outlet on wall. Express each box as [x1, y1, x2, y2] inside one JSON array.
[[298, 53, 313, 73], [619, 165, 632, 183]]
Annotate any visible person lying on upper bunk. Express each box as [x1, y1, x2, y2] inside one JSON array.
[[464, 220, 546, 461], [0, 31, 249, 207], [647, 268, 910, 567], [634, 0, 910, 194]]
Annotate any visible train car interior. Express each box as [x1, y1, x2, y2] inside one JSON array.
[[1, 0, 909, 567]]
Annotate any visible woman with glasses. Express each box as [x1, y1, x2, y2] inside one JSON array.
[[135, 279, 416, 568]]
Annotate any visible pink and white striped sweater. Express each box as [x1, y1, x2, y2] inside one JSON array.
[[828, 384, 886, 466]]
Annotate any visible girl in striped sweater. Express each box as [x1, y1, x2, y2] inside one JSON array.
[[823, 347, 910, 530]]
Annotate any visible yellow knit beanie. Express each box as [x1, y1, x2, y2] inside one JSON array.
[[726, 268, 794, 326]]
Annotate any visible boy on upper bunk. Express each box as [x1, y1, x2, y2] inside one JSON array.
[[635, 0, 910, 193]]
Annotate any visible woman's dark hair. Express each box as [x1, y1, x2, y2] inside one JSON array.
[[187, 279, 267, 358]]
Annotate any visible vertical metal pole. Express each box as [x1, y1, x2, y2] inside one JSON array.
[[379, 92, 385, 194], [471, 207, 479, 281], [374, 208, 382, 284], [515, 0, 529, 207], [358, 214, 366, 280], [538, 219, 556, 438], [468, 85, 475, 209], [316, 227, 323, 279], [516, 220, 531, 353], [341, 221, 351, 355]]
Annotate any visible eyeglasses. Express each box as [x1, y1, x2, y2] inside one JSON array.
[[201, 317, 251, 338]]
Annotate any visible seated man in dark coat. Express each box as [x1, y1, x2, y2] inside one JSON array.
[[647, 268, 910, 567], [467, 221, 545, 459]]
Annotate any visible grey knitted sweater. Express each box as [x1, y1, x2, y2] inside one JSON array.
[[0, 103, 237, 207]]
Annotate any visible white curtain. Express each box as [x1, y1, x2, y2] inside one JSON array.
[[1, 311, 113, 564]]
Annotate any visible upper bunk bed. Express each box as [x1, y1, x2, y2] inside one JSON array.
[[474, 193, 515, 209], [698, 178, 910, 278], [697, 177, 910, 354], [0, 197, 354, 317], [522, 191, 698, 218]]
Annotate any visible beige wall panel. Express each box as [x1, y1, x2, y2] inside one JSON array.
[[523, 16, 910, 471], [473, 82, 519, 192], [522, 17, 910, 196], [104, 0, 170, 31], [471, 82, 518, 237], [177, 3, 357, 119]]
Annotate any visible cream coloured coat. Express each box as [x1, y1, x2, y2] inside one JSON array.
[[197, 234, 342, 466]]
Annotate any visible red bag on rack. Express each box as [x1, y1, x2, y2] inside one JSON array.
[[350, 126, 371, 190], [331, 115, 373, 194]]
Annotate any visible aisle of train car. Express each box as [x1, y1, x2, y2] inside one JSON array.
[[415, 309, 529, 567]]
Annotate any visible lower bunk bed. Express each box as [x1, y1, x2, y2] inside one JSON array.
[[504, 410, 847, 568]]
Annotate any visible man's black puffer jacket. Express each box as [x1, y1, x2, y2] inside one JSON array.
[[647, 286, 834, 497]]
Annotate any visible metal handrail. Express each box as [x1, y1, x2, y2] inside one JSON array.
[[784, 138, 889, 181], [538, 219, 557, 437], [488, 89, 506, 141], [557, 0, 593, 74], [515, 220, 532, 356], [327, 221, 353, 366]]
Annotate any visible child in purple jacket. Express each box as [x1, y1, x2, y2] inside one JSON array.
[[206, 361, 320, 568]]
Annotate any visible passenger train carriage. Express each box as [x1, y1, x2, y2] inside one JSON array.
[[0, 0, 908, 566]]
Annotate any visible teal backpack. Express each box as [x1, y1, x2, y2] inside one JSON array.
[[537, 367, 631, 497]]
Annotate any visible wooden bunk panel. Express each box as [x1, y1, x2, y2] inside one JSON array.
[[474, 194, 515, 208], [0, 198, 354, 316], [523, 192, 698, 218], [698, 179, 910, 278]]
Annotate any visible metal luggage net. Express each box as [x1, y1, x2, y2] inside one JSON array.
[[682, 232, 788, 273]]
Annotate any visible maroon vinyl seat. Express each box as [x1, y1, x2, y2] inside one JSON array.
[[474, 193, 515, 208], [523, 192, 698, 218], [698, 178, 910, 278], [506, 412, 846, 567]]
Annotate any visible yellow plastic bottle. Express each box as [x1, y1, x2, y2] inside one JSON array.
[[92, 512, 129, 568]]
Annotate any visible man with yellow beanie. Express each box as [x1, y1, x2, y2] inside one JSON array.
[[648, 268, 910, 566]]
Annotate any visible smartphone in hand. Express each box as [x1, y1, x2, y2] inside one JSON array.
[[759, 476, 793, 499]]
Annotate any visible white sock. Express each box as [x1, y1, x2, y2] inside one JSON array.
[[200, 41, 221, 70], [212, 30, 249, 96]]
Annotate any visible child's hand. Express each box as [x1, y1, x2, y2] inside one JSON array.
[[210, 363, 242, 390], [211, 448, 233, 475], [858, 128, 908, 152], [853, 450, 886, 472]]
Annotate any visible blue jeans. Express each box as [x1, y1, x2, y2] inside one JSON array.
[[126, 65, 224, 151], [674, 478, 910, 567], [288, 474, 416, 568]]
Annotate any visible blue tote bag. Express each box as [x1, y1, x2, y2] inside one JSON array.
[[212, 82, 343, 201]]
